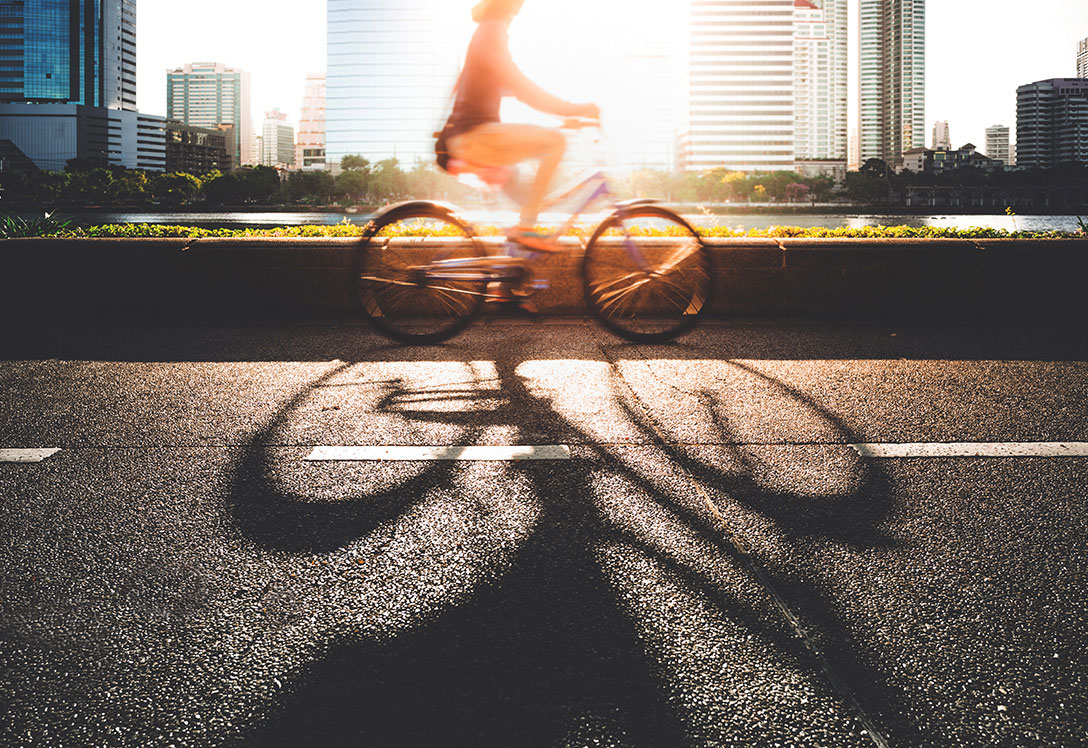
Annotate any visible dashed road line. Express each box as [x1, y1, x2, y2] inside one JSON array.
[[0, 448, 61, 463], [305, 445, 571, 461], [850, 442, 1088, 458]]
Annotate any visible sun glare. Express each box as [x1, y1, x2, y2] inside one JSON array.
[[502, 0, 686, 128]]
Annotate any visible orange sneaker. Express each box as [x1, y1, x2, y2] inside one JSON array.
[[505, 227, 563, 254]]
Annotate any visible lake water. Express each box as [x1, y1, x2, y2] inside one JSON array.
[[65, 210, 1086, 234]]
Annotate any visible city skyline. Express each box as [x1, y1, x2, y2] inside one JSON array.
[[124, 0, 1088, 166]]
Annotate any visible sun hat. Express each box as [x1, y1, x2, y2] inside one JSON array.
[[472, 0, 525, 22]]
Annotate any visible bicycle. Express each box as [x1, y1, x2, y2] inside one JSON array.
[[353, 120, 712, 345]]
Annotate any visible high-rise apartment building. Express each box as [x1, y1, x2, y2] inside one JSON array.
[[0, 0, 162, 171], [932, 120, 950, 150], [793, 0, 848, 176], [167, 62, 252, 169], [859, 0, 925, 164], [984, 125, 1010, 164], [1078, 38, 1088, 78], [1016, 78, 1088, 168], [296, 73, 326, 170], [685, 0, 797, 172], [326, 1, 461, 168], [260, 108, 294, 167]]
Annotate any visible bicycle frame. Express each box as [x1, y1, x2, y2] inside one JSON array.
[[412, 166, 660, 287]]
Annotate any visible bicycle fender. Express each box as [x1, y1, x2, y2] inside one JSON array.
[[366, 200, 466, 226]]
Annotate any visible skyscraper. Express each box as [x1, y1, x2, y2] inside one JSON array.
[[326, 1, 461, 169], [793, 0, 848, 176], [685, 0, 797, 172], [932, 120, 950, 150], [1017, 78, 1088, 168], [858, 0, 925, 164], [166, 62, 252, 170], [296, 73, 326, 170], [1078, 38, 1088, 78], [984, 125, 1010, 164], [0, 0, 163, 170]]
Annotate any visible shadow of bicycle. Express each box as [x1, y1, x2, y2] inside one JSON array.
[[224, 340, 917, 746]]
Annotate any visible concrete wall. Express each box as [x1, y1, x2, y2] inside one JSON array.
[[2, 237, 1086, 323]]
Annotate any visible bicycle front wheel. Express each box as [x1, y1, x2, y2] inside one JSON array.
[[355, 205, 487, 344], [583, 205, 712, 342]]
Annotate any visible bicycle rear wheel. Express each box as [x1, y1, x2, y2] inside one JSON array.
[[583, 205, 712, 342], [355, 205, 487, 344]]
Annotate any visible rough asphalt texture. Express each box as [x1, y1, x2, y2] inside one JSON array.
[[1, 318, 1086, 747]]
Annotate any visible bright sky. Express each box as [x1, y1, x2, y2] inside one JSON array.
[[137, 0, 1088, 154]]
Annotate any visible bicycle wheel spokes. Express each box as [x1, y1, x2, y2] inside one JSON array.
[[583, 206, 712, 342], [355, 209, 487, 344]]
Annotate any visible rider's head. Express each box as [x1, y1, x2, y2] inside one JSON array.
[[472, 0, 524, 23]]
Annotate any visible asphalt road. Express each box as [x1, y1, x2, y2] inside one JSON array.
[[1, 317, 1086, 747]]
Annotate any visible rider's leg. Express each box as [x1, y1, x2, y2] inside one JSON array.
[[448, 123, 564, 227]]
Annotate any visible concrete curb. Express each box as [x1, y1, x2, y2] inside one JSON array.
[[2, 237, 1086, 323]]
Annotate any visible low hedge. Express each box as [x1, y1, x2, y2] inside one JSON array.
[[4, 220, 1085, 241]]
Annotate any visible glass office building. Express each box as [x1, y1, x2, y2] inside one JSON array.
[[326, 0, 462, 169], [0, 0, 160, 171], [0, 0, 135, 109]]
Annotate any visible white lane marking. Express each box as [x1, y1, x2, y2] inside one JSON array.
[[850, 442, 1088, 458], [0, 448, 61, 463], [306, 445, 571, 461]]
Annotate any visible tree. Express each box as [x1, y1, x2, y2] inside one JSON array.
[[785, 183, 809, 203], [341, 154, 370, 172], [335, 170, 370, 203], [151, 172, 202, 205], [723, 171, 750, 201], [370, 158, 408, 201], [283, 170, 336, 204]]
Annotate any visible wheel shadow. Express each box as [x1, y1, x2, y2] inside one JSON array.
[[224, 345, 919, 746]]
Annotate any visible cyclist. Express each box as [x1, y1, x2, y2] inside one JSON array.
[[442, 0, 599, 253]]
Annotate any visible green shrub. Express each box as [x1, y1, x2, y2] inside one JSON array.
[[0, 212, 73, 238]]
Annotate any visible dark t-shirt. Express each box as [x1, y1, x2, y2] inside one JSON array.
[[446, 21, 511, 137]]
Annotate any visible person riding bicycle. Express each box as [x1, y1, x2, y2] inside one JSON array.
[[442, 0, 600, 253]]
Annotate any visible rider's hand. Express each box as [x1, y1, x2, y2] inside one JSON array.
[[579, 103, 601, 122]]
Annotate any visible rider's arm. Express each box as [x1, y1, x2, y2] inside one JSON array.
[[482, 23, 596, 119]]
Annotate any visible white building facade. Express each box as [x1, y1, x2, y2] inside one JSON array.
[[684, 0, 796, 172], [1078, 38, 1088, 79], [932, 120, 950, 150], [984, 125, 1010, 165], [683, 0, 847, 175], [260, 109, 294, 168]]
